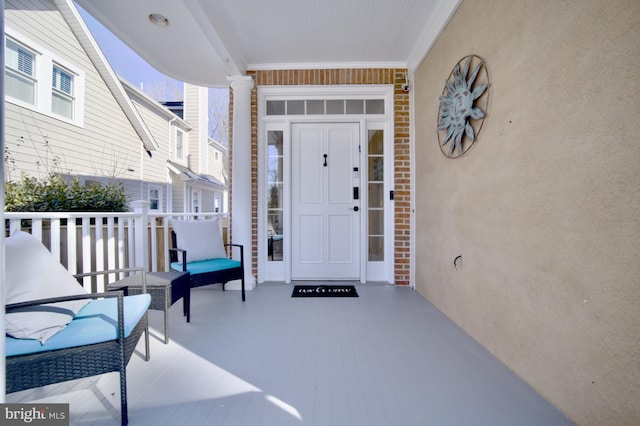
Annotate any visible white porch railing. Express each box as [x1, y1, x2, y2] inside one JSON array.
[[5, 203, 227, 292]]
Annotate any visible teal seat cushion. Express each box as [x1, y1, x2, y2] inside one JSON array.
[[171, 258, 241, 275], [6, 294, 151, 357]]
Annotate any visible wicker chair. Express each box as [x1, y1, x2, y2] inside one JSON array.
[[169, 230, 246, 302], [5, 268, 150, 426]]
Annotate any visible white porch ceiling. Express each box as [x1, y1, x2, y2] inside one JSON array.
[[75, 0, 460, 87]]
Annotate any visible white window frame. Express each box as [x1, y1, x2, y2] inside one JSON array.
[[175, 128, 185, 161], [51, 62, 75, 120], [214, 192, 222, 213], [4, 29, 85, 126], [364, 120, 393, 281], [80, 176, 107, 186], [5, 37, 37, 106], [191, 189, 202, 218], [149, 185, 162, 212]]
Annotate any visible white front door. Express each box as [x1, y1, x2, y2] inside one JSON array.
[[291, 123, 361, 280]]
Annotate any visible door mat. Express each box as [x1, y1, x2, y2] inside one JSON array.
[[291, 285, 359, 298]]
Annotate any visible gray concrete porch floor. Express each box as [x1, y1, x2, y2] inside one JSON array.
[[7, 282, 574, 425]]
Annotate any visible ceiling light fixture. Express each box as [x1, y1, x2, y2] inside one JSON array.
[[148, 13, 169, 27]]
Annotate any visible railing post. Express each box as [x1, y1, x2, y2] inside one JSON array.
[[131, 201, 149, 271]]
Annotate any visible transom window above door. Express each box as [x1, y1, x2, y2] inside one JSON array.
[[266, 99, 384, 116]]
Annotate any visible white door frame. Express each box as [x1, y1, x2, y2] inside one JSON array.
[[257, 85, 395, 284]]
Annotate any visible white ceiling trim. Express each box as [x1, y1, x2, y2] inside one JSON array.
[[247, 61, 408, 71], [407, 0, 462, 73], [182, 0, 244, 76]]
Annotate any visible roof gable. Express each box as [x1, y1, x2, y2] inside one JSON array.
[[54, 0, 159, 152]]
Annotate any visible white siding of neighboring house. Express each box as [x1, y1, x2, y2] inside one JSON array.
[[130, 105, 171, 212], [182, 83, 228, 213], [4, 1, 227, 215], [122, 79, 225, 216], [184, 84, 207, 174], [207, 139, 227, 185], [207, 139, 228, 211], [200, 191, 215, 212], [171, 185, 186, 213], [4, 0, 144, 193], [122, 79, 192, 213]]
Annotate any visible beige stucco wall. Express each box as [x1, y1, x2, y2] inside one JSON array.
[[413, 0, 640, 424]]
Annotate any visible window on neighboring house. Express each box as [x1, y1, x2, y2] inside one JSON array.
[[214, 193, 221, 213], [5, 38, 36, 105], [82, 178, 105, 187], [52, 64, 74, 119], [214, 151, 219, 161], [175, 129, 184, 160], [192, 190, 201, 219], [192, 190, 200, 213], [149, 186, 161, 211], [4, 32, 84, 125]]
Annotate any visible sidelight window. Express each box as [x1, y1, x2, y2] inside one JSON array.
[[368, 130, 384, 261], [267, 130, 284, 261]]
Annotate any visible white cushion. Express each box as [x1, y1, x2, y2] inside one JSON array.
[[5, 231, 89, 344], [170, 219, 227, 262]]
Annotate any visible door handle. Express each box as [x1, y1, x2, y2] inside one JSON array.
[[352, 206, 359, 212]]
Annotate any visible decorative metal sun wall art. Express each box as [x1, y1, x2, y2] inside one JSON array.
[[437, 55, 490, 158]]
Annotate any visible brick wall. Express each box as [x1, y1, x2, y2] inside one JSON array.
[[229, 68, 411, 285]]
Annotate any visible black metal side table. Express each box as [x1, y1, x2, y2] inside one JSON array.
[[108, 271, 190, 344]]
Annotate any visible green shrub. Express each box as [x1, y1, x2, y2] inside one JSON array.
[[5, 175, 129, 212]]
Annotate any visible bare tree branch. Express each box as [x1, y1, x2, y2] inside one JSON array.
[[208, 88, 229, 146]]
